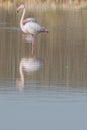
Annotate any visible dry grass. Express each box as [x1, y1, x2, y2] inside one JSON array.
[[0, 0, 87, 11]]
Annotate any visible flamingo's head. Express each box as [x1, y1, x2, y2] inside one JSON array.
[[16, 3, 25, 13], [16, 78, 24, 91]]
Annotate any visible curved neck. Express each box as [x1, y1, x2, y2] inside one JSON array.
[[20, 7, 25, 31], [19, 63, 24, 86]]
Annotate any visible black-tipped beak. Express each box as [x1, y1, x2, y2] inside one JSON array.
[[16, 10, 19, 13]]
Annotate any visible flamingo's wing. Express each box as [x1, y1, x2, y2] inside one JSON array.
[[23, 18, 37, 24], [24, 22, 41, 34]]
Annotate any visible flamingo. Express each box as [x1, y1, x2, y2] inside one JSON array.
[[16, 4, 48, 55], [16, 57, 45, 89], [23, 18, 37, 24]]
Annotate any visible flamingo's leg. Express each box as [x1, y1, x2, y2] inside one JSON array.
[[31, 35, 34, 55]]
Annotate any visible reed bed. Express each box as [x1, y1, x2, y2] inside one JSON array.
[[0, 0, 87, 11]]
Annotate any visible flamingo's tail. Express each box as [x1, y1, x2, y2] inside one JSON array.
[[40, 27, 48, 33]]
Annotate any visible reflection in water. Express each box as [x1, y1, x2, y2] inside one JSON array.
[[22, 34, 35, 55], [16, 56, 46, 91], [22, 34, 37, 55], [22, 34, 33, 43]]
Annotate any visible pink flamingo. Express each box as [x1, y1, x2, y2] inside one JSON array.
[[16, 4, 48, 55], [23, 18, 37, 24]]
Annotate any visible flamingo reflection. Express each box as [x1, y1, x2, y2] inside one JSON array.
[[16, 56, 46, 90], [22, 34, 35, 55]]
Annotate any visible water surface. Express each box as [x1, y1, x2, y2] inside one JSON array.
[[0, 3, 87, 130]]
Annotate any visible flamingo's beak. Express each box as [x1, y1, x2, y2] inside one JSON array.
[[16, 4, 25, 13], [16, 6, 20, 13], [16, 10, 19, 13]]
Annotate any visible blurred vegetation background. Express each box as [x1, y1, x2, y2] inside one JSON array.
[[0, 0, 87, 5], [0, 0, 87, 11]]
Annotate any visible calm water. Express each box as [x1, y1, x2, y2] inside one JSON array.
[[0, 2, 87, 130]]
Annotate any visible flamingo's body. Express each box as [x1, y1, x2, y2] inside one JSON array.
[[16, 57, 44, 89], [23, 18, 37, 24], [16, 4, 48, 55], [21, 21, 46, 34]]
